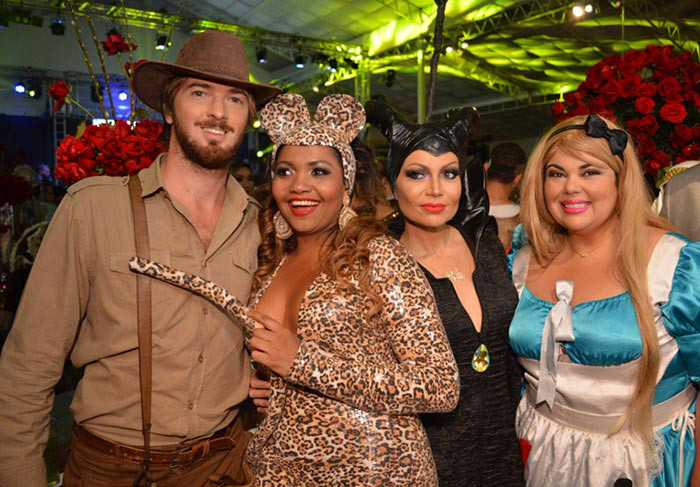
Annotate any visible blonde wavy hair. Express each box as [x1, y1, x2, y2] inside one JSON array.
[[253, 147, 387, 317], [520, 115, 673, 445]]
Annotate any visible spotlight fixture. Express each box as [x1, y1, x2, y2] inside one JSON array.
[[461, 41, 469, 49], [256, 47, 268, 64], [385, 69, 396, 88], [312, 85, 320, 93], [584, 3, 594, 13], [294, 54, 305, 69], [256, 150, 264, 158], [50, 17, 65, 35], [27, 81, 42, 99], [445, 46, 454, 54], [328, 59, 338, 72], [572, 5, 585, 17], [11, 8, 31, 25], [117, 90, 128, 102], [252, 119, 261, 129], [155, 34, 170, 51], [14, 82, 27, 94], [312, 53, 330, 64]]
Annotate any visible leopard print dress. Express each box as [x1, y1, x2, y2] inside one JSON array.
[[247, 235, 460, 486]]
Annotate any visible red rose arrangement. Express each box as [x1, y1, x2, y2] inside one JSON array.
[[55, 120, 166, 185], [551, 45, 700, 184], [50, 24, 165, 185], [101, 31, 137, 56]]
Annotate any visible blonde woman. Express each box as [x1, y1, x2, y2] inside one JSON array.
[[509, 114, 700, 487]]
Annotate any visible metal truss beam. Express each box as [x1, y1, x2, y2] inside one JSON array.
[[373, 0, 577, 61], [3, 0, 362, 56], [373, 0, 427, 23]]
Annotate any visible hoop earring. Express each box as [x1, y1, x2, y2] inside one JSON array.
[[338, 193, 357, 230], [273, 211, 293, 239]]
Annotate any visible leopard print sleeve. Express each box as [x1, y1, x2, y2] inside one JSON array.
[[285, 236, 460, 414]]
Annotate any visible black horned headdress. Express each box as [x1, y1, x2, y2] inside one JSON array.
[[365, 98, 490, 248]]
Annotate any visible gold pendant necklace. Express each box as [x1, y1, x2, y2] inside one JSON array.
[[472, 343, 490, 373], [444, 268, 464, 283], [569, 241, 602, 258]]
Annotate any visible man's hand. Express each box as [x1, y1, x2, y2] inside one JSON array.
[[247, 309, 301, 378]]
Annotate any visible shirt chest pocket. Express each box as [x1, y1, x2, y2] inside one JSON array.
[[109, 250, 172, 308], [229, 250, 257, 299]]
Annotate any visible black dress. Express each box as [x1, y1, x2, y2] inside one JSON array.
[[419, 221, 525, 487]]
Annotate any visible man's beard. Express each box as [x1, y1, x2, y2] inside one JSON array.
[[172, 116, 243, 170]]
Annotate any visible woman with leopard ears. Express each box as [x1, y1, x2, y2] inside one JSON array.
[[131, 93, 458, 485], [247, 93, 460, 485]]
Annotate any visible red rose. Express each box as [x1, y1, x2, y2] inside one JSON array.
[[634, 97, 655, 114], [133, 120, 163, 140], [635, 136, 657, 157], [101, 135, 122, 158], [620, 75, 641, 98], [682, 144, 700, 159], [637, 83, 656, 97], [83, 124, 111, 151], [664, 92, 684, 104], [601, 79, 622, 104], [569, 104, 590, 117], [674, 124, 692, 142], [49, 80, 70, 112], [659, 103, 687, 123], [120, 135, 149, 158], [651, 150, 671, 167], [636, 114, 660, 136], [658, 77, 682, 97], [124, 59, 147, 77], [551, 102, 566, 117], [588, 96, 608, 113], [113, 120, 133, 139], [101, 33, 137, 56], [564, 92, 583, 107], [647, 45, 674, 65], [643, 160, 662, 178]]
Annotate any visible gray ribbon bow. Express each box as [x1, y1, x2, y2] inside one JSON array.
[[536, 280, 575, 409]]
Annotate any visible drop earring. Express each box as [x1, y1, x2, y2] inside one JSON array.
[[273, 211, 293, 239], [338, 193, 357, 230]]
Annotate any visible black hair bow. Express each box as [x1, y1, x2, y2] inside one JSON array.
[[550, 114, 628, 160]]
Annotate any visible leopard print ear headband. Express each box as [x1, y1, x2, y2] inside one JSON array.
[[260, 93, 366, 192]]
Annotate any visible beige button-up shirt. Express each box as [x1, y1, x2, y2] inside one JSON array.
[[0, 155, 260, 487]]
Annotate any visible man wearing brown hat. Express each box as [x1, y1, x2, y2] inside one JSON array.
[[0, 30, 280, 487]]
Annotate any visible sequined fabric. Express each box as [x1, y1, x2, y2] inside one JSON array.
[[247, 236, 460, 486]]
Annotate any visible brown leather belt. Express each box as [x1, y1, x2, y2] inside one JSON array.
[[72, 418, 242, 467]]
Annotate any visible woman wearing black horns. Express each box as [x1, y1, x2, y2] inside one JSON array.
[[366, 99, 525, 487]]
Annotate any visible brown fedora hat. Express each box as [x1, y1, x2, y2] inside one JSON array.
[[132, 30, 282, 111]]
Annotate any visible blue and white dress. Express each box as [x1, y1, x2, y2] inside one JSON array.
[[509, 231, 700, 487]]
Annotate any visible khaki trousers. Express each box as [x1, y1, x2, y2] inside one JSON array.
[[62, 419, 253, 487]]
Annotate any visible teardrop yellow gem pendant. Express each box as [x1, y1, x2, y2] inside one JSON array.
[[471, 343, 490, 373]]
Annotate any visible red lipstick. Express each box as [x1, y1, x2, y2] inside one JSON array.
[[288, 198, 320, 216], [422, 203, 446, 214]]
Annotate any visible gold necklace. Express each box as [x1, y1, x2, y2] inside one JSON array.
[[444, 267, 465, 283], [569, 241, 602, 258]]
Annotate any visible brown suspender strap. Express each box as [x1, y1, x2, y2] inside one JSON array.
[[128, 176, 153, 487]]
